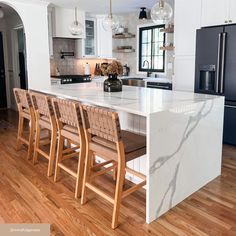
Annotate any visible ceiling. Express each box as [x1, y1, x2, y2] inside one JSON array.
[[47, 0, 158, 13]]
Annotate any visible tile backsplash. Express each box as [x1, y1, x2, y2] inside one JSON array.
[[50, 38, 111, 76], [51, 38, 79, 75]]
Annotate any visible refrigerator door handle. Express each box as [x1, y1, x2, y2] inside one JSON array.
[[220, 32, 227, 94], [216, 33, 222, 93], [225, 105, 236, 109]]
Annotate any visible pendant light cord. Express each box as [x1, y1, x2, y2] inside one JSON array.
[[159, 0, 164, 8], [75, 7, 78, 23], [110, 0, 113, 18]]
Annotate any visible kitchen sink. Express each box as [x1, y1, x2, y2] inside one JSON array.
[[121, 78, 145, 87]]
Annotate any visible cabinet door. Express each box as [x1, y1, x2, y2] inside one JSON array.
[[96, 16, 113, 58], [174, 0, 201, 56], [173, 55, 195, 92], [48, 8, 53, 58], [228, 0, 236, 24], [201, 0, 228, 27], [53, 7, 85, 39]]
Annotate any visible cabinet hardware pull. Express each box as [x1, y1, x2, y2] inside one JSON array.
[[225, 20, 228, 23]]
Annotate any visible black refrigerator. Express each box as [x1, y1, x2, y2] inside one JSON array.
[[195, 25, 236, 146]]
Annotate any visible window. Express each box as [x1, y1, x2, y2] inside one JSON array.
[[139, 24, 165, 73]]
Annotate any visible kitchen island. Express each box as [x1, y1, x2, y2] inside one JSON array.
[[38, 82, 224, 223]]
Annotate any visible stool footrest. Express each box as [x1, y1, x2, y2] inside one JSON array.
[[90, 163, 117, 180], [125, 167, 146, 180], [122, 180, 146, 199], [62, 146, 80, 154], [86, 183, 114, 204], [92, 160, 116, 170], [36, 149, 49, 160], [58, 163, 77, 178]]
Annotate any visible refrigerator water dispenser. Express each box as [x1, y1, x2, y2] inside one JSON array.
[[199, 65, 216, 91]]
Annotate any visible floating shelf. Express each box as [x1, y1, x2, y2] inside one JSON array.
[[160, 27, 174, 33], [160, 46, 174, 51], [113, 33, 136, 39], [113, 49, 135, 53]]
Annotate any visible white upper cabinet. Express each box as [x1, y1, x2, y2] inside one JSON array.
[[75, 15, 113, 59], [201, 0, 236, 27], [96, 16, 113, 59], [174, 0, 201, 56], [76, 17, 97, 58], [52, 7, 85, 39], [228, 0, 236, 24]]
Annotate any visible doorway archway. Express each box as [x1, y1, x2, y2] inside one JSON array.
[[0, 2, 27, 109], [0, 0, 50, 110]]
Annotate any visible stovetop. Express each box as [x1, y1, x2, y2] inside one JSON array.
[[51, 74, 91, 84]]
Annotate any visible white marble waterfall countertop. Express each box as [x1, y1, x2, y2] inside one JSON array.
[[39, 82, 221, 116]]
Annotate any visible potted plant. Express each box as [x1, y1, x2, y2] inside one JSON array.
[[103, 60, 123, 92]]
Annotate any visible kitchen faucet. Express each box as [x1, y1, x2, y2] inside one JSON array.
[[143, 60, 152, 77]]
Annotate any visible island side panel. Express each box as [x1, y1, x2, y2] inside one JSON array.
[[146, 97, 224, 223], [118, 111, 147, 183]]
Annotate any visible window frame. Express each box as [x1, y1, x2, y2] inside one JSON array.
[[138, 24, 166, 73]]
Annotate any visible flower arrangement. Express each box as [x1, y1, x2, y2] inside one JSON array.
[[101, 60, 123, 76]]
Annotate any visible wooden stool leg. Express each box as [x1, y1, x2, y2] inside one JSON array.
[[54, 134, 64, 182], [112, 142, 126, 229], [27, 120, 35, 160], [47, 127, 57, 177], [33, 124, 41, 165], [16, 115, 24, 151], [75, 144, 86, 199], [81, 149, 92, 205], [113, 167, 117, 181]]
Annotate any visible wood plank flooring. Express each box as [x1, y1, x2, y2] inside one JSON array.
[[0, 109, 236, 236]]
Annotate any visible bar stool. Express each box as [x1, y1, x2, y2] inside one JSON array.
[[80, 105, 146, 229], [52, 98, 86, 199], [13, 88, 35, 160], [30, 92, 57, 177]]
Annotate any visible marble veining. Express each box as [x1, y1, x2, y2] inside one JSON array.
[[150, 100, 214, 218]]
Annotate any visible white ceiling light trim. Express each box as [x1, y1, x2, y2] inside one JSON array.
[[151, 0, 173, 22]]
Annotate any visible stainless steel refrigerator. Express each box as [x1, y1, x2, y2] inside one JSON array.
[[195, 25, 236, 146]]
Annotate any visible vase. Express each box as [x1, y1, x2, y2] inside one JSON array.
[[104, 74, 122, 92]]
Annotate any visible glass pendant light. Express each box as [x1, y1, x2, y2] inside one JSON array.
[[151, 0, 173, 22], [102, 0, 119, 32], [69, 7, 84, 36], [0, 7, 4, 19]]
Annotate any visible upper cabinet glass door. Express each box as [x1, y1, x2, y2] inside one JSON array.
[[84, 19, 96, 57]]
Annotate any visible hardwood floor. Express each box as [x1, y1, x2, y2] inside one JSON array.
[[0, 109, 236, 236]]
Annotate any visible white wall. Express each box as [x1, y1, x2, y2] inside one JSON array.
[[0, 0, 50, 90], [113, 0, 175, 79]]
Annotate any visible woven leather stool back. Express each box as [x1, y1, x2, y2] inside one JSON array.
[[81, 105, 122, 143], [52, 98, 82, 128], [30, 92, 54, 118], [14, 88, 32, 110]]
